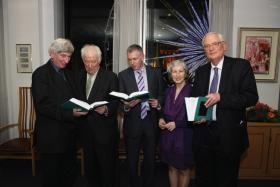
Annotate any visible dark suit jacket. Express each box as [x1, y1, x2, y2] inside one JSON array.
[[118, 65, 163, 138], [191, 56, 258, 159], [75, 68, 119, 144], [32, 60, 78, 153]]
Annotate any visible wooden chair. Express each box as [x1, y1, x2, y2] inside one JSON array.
[[0, 87, 36, 176], [0, 87, 85, 176]]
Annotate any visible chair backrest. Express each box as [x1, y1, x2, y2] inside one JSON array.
[[17, 87, 36, 139]]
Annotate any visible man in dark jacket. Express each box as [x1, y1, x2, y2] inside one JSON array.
[[32, 38, 86, 187], [118, 44, 163, 187], [191, 32, 258, 187], [74, 44, 119, 187]]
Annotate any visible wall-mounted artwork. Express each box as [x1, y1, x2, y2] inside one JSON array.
[[16, 44, 32, 73], [238, 28, 280, 82]]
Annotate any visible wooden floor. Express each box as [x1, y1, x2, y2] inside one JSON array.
[[0, 159, 280, 187]]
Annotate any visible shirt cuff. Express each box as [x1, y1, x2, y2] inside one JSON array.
[[157, 104, 161, 110], [123, 105, 130, 112], [104, 106, 109, 116]]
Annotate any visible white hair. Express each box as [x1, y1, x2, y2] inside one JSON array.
[[48, 38, 74, 55], [81, 44, 102, 61], [202, 32, 225, 45]]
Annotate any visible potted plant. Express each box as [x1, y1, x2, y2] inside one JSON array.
[[247, 102, 280, 123]]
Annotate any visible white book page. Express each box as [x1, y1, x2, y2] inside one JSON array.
[[70, 98, 91, 110], [90, 101, 109, 108], [185, 97, 198, 121], [129, 91, 149, 98], [109, 91, 129, 100]]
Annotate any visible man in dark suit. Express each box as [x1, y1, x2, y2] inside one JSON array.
[[118, 44, 163, 187], [32, 38, 87, 187], [191, 32, 259, 187], [74, 44, 119, 187]]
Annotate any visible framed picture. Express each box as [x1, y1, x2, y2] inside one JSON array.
[[238, 28, 280, 82], [16, 44, 32, 73]]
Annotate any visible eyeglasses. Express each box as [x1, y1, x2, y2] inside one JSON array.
[[203, 41, 224, 50]]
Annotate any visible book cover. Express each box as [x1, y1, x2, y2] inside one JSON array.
[[62, 98, 108, 112], [109, 91, 150, 101], [185, 97, 213, 121]]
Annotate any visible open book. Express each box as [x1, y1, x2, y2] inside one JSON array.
[[62, 98, 108, 112], [109, 91, 150, 101], [185, 97, 213, 121]]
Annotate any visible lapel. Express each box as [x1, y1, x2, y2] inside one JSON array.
[[87, 68, 103, 102], [46, 61, 74, 99], [145, 65, 152, 92], [47, 61, 69, 87], [201, 63, 212, 95], [64, 69, 76, 93], [218, 56, 231, 93], [80, 69, 87, 100], [127, 68, 139, 93]]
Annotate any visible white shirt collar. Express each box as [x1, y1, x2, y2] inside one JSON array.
[[211, 57, 224, 70]]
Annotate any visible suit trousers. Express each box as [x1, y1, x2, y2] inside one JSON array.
[[194, 123, 240, 187], [83, 134, 118, 187], [125, 113, 156, 187], [40, 150, 78, 187]]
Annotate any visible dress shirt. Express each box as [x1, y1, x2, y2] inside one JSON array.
[[134, 66, 150, 111], [86, 69, 99, 99], [209, 57, 224, 121]]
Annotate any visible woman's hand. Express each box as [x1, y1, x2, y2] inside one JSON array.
[[166, 121, 176, 131], [158, 118, 166, 129]]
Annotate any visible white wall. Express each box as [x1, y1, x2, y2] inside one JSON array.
[[2, 0, 57, 126], [232, 0, 280, 109], [3, 0, 40, 124]]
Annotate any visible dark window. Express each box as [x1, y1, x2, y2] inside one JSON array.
[[64, 0, 114, 70]]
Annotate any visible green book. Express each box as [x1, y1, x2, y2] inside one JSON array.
[[185, 97, 213, 121], [62, 98, 108, 112], [109, 91, 151, 101]]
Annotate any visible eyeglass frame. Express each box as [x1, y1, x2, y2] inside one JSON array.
[[203, 41, 224, 50]]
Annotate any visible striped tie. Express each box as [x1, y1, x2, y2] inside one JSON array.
[[209, 67, 219, 93], [137, 70, 147, 119], [209, 67, 219, 121]]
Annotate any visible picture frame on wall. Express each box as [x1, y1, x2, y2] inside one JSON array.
[[238, 28, 280, 82], [16, 44, 32, 73]]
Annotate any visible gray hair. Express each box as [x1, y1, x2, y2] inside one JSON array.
[[202, 32, 225, 45], [81, 44, 102, 61], [127, 44, 143, 54], [48, 38, 74, 54], [168, 59, 189, 80]]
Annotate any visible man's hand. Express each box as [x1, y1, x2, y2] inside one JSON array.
[[94, 105, 108, 115], [193, 119, 207, 124], [122, 99, 141, 108], [73, 108, 88, 117], [148, 99, 159, 108], [205, 93, 220, 108]]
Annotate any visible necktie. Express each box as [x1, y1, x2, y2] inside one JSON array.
[[86, 75, 93, 99], [137, 70, 147, 119], [209, 67, 219, 93]]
